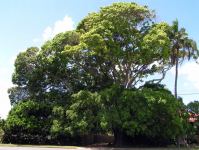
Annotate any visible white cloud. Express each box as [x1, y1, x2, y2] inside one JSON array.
[[164, 62, 199, 104], [178, 62, 199, 90], [42, 15, 75, 41], [0, 67, 12, 119], [0, 86, 11, 119]]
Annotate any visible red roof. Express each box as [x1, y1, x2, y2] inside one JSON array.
[[188, 112, 199, 123]]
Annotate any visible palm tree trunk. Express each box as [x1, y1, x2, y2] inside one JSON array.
[[174, 49, 179, 99], [174, 55, 180, 148], [174, 58, 178, 99]]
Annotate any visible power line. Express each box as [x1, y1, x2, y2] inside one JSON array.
[[178, 93, 199, 96]]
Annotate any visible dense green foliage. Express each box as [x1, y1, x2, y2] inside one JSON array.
[[186, 101, 199, 143], [4, 100, 52, 144], [66, 91, 103, 135], [9, 2, 172, 105], [3, 2, 197, 146], [100, 85, 187, 145], [0, 118, 4, 143], [187, 101, 199, 113], [74, 3, 171, 88]]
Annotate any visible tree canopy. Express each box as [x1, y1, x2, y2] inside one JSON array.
[[8, 2, 174, 107], [4, 2, 197, 146], [187, 101, 199, 114], [66, 2, 171, 88]]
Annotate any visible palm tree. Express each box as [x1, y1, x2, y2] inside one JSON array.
[[170, 20, 198, 99], [169, 20, 198, 148]]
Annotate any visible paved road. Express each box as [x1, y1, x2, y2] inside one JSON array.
[[0, 147, 183, 150], [0, 147, 78, 150], [0, 147, 96, 150]]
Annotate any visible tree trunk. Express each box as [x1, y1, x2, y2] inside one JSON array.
[[113, 129, 123, 147], [174, 58, 178, 99], [174, 50, 179, 99], [175, 49, 180, 148]]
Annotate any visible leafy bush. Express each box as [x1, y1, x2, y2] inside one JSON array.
[[100, 84, 187, 146], [0, 128, 4, 143], [65, 84, 188, 146], [4, 100, 52, 144], [0, 118, 5, 143]]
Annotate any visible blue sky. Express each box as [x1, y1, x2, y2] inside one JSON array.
[[1, 0, 199, 118]]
